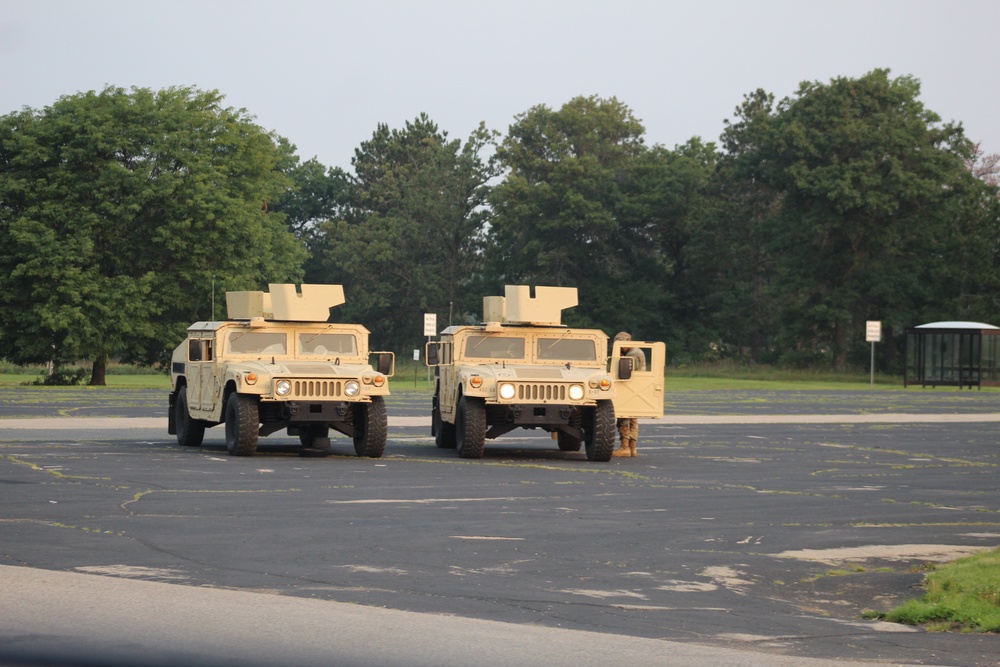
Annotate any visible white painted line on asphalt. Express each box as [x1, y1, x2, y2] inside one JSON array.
[[328, 497, 537, 504]]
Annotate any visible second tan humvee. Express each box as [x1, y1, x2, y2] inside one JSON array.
[[426, 285, 664, 462]]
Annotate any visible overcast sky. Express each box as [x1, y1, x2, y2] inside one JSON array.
[[2, 0, 998, 171]]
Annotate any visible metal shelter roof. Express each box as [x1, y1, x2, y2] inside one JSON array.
[[913, 321, 999, 330]]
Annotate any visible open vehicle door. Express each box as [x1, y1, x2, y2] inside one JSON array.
[[610, 341, 665, 419]]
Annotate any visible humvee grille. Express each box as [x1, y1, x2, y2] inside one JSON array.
[[291, 379, 347, 398], [516, 383, 567, 402]]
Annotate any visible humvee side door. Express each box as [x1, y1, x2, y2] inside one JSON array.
[[610, 341, 665, 419], [186, 335, 217, 411]]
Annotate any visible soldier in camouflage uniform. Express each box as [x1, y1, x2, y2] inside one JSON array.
[[612, 331, 645, 457]]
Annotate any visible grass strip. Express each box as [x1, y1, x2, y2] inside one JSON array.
[[866, 548, 1000, 632]]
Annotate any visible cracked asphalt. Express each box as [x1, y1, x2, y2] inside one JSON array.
[[1, 386, 998, 666]]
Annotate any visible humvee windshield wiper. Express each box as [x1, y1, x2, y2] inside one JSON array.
[[542, 329, 572, 351], [301, 325, 333, 344], [471, 334, 494, 351]]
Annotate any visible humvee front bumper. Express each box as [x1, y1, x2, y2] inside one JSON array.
[[484, 402, 583, 439]]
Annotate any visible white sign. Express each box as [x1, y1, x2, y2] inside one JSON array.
[[423, 313, 437, 337], [866, 321, 882, 343], [413, 349, 420, 361]]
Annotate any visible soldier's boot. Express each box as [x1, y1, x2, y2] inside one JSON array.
[[612, 443, 631, 457], [628, 439, 637, 457]]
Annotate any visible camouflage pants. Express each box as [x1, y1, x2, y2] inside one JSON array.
[[617, 417, 638, 443]]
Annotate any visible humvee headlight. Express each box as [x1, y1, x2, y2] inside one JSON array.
[[345, 380, 360, 397], [275, 379, 291, 396], [568, 384, 585, 401], [599, 378, 612, 391], [245, 373, 258, 385], [498, 382, 516, 400]]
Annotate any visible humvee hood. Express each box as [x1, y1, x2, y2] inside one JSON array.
[[475, 364, 604, 380], [229, 360, 368, 376]]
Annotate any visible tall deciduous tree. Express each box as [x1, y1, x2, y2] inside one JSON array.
[[486, 95, 714, 348], [723, 70, 985, 369], [311, 114, 499, 350], [487, 96, 646, 288], [0, 86, 306, 383]]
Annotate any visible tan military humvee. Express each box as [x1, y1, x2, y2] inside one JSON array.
[[426, 285, 664, 461], [168, 284, 394, 457]]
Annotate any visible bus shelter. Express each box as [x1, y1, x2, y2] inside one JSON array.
[[904, 321, 1000, 389]]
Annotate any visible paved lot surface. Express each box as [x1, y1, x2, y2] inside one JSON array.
[[1, 387, 998, 666]]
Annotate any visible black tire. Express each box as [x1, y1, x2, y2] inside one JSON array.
[[557, 408, 582, 452], [225, 393, 259, 456], [584, 400, 616, 462], [455, 396, 486, 459], [175, 385, 205, 447], [298, 425, 330, 448], [433, 391, 456, 449], [353, 396, 387, 458]]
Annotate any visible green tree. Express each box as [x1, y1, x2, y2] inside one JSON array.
[[269, 157, 351, 280], [0, 86, 306, 383], [690, 89, 785, 364], [311, 114, 499, 350], [486, 95, 714, 348], [487, 96, 646, 287], [723, 70, 984, 369]]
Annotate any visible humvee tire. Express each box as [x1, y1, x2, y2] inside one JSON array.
[[432, 390, 457, 449], [225, 393, 259, 456], [584, 399, 615, 462], [455, 396, 486, 459], [557, 408, 583, 452], [353, 396, 387, 458], [175, 385, 206, 447]]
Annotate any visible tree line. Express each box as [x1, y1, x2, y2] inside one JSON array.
[[1, 70, 998, 384]]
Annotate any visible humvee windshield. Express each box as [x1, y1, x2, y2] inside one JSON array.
[[465, 335, 525, 360], [298, 333, 357, 356], [227, 332, 287, 355], [536, 337, 598, 361]]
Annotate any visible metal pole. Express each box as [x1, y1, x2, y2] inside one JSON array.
[[211, 275, 216, 321], [870, 342, 875, 386]]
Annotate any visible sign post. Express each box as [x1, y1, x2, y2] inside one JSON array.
[[423, 313, 437, 386], [865, 321, 882, 386]]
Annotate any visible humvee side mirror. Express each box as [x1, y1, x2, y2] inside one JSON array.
[[426, 342, 440, 366], [375, 352, 394, 376], [618, 356, 633, 380]]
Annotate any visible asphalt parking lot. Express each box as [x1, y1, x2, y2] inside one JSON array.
[[1, 387, 998, 666]]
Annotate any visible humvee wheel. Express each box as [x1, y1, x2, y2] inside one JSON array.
[[353, 396, 387, 458], [175, 385, 205, 447], [584, 399, 615, 462], [557, 409, 582, 452], [432, 391, 456, 449], [455, 396, 486, 459], [225, 393, 259, 456]]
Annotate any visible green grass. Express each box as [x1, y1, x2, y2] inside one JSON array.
[[869, 548, 1000, 633], [665, 362, 1000, 391], [0, 366, 171, 389]]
